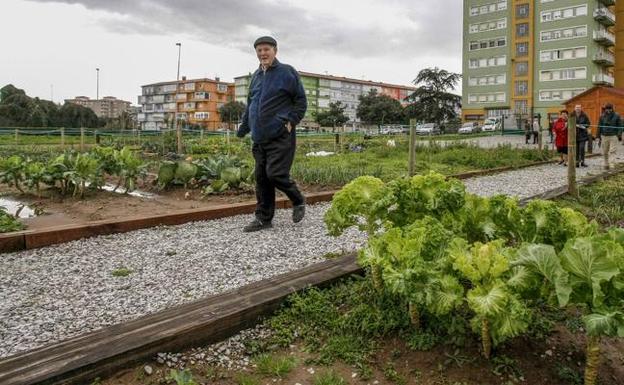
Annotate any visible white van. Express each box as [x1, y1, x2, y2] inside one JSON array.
[[482, 117, 501, 132]]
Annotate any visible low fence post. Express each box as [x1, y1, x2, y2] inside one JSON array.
[[567, 115, 578, 198], [408, 123, 417, 176], [80, 127, 85, 152], [14, 128, 18, 146], [61, 127, 65, 148]]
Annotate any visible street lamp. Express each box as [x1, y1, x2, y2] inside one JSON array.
[[175, 43, 182, 153], [96, 68, 100, 100]]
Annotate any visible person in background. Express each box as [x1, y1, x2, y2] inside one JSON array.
[[597, 103, 622, 170], [548, 119, 554, 144], [532, 116, 540, 145], [573, 104, 590, 168], [524, 120, 532, 145], [553, 110, 569, 165]]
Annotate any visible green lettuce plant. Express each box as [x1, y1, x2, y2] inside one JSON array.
[[514, 231, 624, 385], [450, 239, 529, 359]]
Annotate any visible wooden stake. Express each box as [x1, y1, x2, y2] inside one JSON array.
[[408, 123, 417, 176], [567, 115, 578, 198], [61, 127, 65, 148], [80, 127, 85, 152]]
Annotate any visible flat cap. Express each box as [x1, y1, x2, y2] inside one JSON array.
[[605, 103, 614, 109], [254, 36, 277, 48]]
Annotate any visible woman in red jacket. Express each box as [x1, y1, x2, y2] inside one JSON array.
[[553, 110, 569, 165]]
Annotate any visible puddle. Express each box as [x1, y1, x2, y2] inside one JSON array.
[[101, 184, 156, 199], [0, 197, 37, 218]]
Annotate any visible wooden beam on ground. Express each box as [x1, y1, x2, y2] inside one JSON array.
[[0, 255, 363, 385]]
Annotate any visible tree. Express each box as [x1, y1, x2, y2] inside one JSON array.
[[218, 101, 246, 130], [405, 67, 462, 126], [54, 103, 100, 128], [356, 90, 404, 125], [314, 101, 349, 130]]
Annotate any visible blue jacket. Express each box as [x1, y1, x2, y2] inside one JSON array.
[[237, 59, 307, 143]]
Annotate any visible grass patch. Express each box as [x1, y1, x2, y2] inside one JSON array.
[[234, 372, 261, 385], [253, 354, 297, 378], [313, 370, 347, 385], [557, 173, 624, 227], [111, 267, 132, 277]]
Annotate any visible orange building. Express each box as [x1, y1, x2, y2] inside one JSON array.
[[138, 77, 235, 131]]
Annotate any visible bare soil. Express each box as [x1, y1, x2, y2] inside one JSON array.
[[1, 182, 337, 232], [100, 324, 624, 385]]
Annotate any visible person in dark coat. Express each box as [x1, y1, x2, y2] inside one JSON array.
[[524, 120, 532, 144], [237, 36, 307, 232], [573, 104, 590, 167], [598, 103, 623, 170]]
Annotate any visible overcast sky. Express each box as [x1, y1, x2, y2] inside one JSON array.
[[1, 0, 463, 105]]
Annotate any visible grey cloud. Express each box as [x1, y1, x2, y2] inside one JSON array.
[[27, 0, 462, 58]]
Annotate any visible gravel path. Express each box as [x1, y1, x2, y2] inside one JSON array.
[[2, 141, 624, 359], [0, 203, 365, 358], [464, 142, 624, 198]]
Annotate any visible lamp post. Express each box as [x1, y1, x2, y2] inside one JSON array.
[[96, 68, 100, 100], [175, 42, 183, 154]]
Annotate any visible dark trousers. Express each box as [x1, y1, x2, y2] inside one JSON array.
[[252, 131, 304, 223], [577, 140, 587, 164]]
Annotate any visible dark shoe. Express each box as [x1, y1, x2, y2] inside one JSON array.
[[581, 163, 588, 168], [293, 204, 305, 223], [558, 160, 564, 165], [576, 163, 580, 168], [243, 219, 272, 232]]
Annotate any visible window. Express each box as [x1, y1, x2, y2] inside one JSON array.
[[516, 4, 529, 19], [515, 62, 528, 76], [469, 1, 507, 17], [468, 73, 506, 86], [541, 5, 587, 22], [514, 100, 528, 114], [467, 92, 506, 104], [539, 67, 587, 81], [194, 112, 210, 120], [540, 25, 587, 42], [516, 42, 528, 56], [468, 55, 506, 69], [540, 46, 587, 62], [515, 81, 528, 96], [516, 23, 529, 37], [539, 88, 585, 101], [469, 37, 506, 51], [217, 84, 228, 92]]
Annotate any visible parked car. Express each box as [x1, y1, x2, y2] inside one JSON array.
[[458, 122, 480, 134], [482, 117, 501, 132], [416, 123, 441, 135]]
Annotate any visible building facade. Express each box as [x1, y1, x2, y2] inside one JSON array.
[[65, 96, 131, 119], [138, 77, 235, 131], [462, 0, 617, 129], [234, 71, 416, 128]]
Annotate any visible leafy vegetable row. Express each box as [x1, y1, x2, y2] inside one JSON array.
[[325, 172, 623, 385]]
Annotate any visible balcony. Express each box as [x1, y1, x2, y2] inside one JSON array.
[[593, 73, 615, 85], [594, 29, 616, 46], [597, 0, 615, 6], [594, 7, 616, 26], [593, 50, 615, 66]]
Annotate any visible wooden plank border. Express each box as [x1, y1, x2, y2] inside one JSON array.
[[0, 255, 363, 385]]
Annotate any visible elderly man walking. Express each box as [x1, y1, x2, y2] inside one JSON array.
[[237, 36, 307, 232], [598, 103, 622, 170]]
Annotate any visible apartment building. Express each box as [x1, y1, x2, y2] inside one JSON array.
[[137, 77, 235, 131], [462, 0, 618, 128], [65, 96, 131, 119], [234, 71, 416, 127]]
